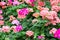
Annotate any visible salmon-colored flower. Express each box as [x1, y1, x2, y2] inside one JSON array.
[[9, 15, 16, 21], [37, 6, 49, 11], [38, 1, 45, 6], [33, 12, 39, 18], [18, 15, 26, 19], [26, 31, 34, 37], [0, 20, 4, 25], [25, 0, 35, 6]]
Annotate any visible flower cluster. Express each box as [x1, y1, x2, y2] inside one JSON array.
[[0, 0, 60, 40]]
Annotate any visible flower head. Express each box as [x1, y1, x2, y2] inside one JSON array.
[[12, 20, 20, 25], [49, 28, 57, 34], [26, 30, 34, 37], [17, 8, 29, 19], [2, 26, 10, 32], [25, 0, 35, 6], [0, 20, 4, 26], [11, 25, 23, 33], [13, 1, 20, 6], [54, 28, 60, 39], [16, 25, 23, 32], [33, 12, 39, 18], [38, 35, 44, 39]]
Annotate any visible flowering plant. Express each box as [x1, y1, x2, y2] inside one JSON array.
[[0, 0, 60, 40]]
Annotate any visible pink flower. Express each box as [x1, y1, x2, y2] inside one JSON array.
[[13, 1, 20, 6], [40, 10, 49, 19], [0, 10, 2, 14], [51, 6, 60, 12], [8, 0, 13, 5], [54, 28, 60, 39], [11, 25, 23, 33], [18, 15, 26, 19], [16, 25, 23, 32], [37, 6, 49, 11], [0, 20, 4, 26], [38, 1, 45, 6], [50, 0, 59, 6], [11, 26, 17, 33], [49, 28, 57, 34], [26, 31, 34, 37], [0, 1, 6, 6], [18, 8, 29, 15], [46, 11, 57, 20], [25, 0, 35, 6], [2, 26, 10, 32], [38, 35, 44, 39], [11, 20, 20, 25], [17, 8, 29, 19], [40, 10, 60, 25]]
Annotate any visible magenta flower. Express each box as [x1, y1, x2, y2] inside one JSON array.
[[38, 35, 44, 39], [54, 28, 60, 39], [18, 8, 29, 16], [17, 8, 29, 19], [16, 25, 23, 32]]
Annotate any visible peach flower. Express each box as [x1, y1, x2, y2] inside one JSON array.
[[9, 15, 16, 21], [26, 30, 34, 37], [0, 20, 4, 25], [33, 12, 39, 18]]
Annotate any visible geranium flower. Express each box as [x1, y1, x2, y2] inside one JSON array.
[[17, 8, 29, 19], [11, 20, 20, 25], [25, 0, 35, 6], [26, 30, 34, 37], [49, 28, 57, 34], [54, 28, 60, 39], [13, 1, 20, 6], [38, 35, 44, 39], [33, 12, 39, 18], [2, 26, 10, 32], [0, 20, 4, 26], [11, 25, 23, 33]]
